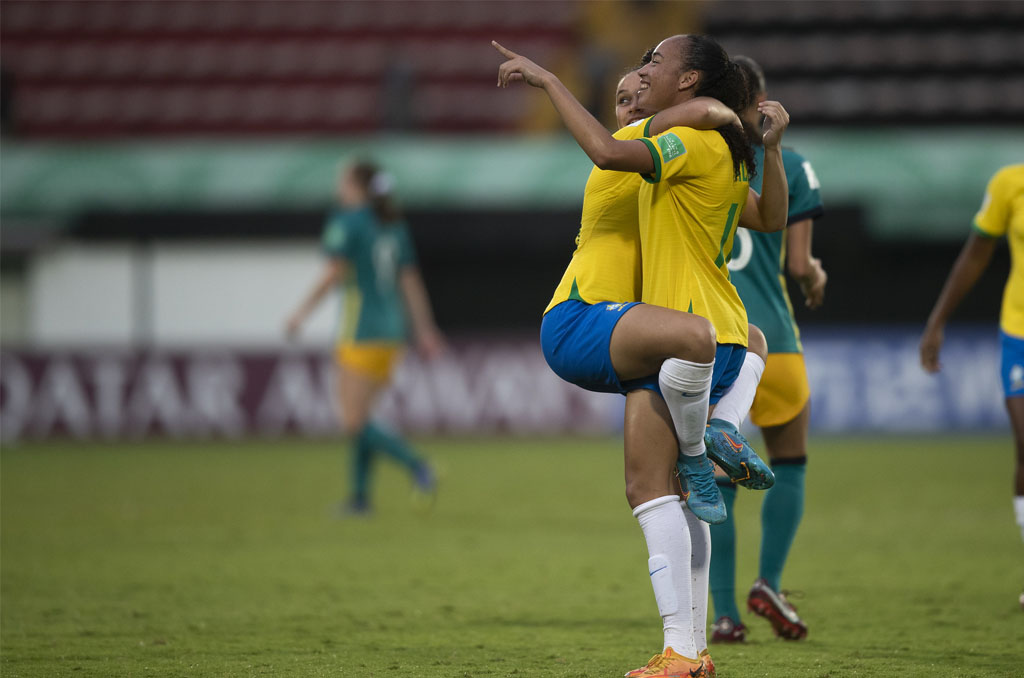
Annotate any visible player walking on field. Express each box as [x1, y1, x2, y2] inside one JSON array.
[[920, 163, 1024, 609], [286, 160, 443, 515], [706, 56, 827, 644], [495, 34, 790, 677]]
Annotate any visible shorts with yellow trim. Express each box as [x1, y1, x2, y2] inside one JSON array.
[[749, 352, 810, 429], [335, 341, 404, 381]]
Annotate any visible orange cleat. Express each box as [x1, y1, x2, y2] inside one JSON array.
[[623, 647, 707, 677], [699, 649, 716, 678]]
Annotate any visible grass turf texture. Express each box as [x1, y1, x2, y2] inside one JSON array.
[[2, 435, 1022, 677]]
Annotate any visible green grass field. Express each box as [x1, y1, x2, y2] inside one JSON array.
[[2, 434, 1023, 677]]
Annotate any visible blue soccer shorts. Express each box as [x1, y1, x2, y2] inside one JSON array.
[[540, 299, 746, 402], [1000, 330, 1024, 399]]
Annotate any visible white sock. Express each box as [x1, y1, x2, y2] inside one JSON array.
[[682, 501, 711, 654], [659, 358, 714, 457], [633, 495, 698, 659], [1015, 496, 1024, 542], [710, 352, 765, 429]]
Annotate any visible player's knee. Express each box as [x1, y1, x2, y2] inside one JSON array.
[[747, 324, 768, 360], [683, 316, 716, 363]]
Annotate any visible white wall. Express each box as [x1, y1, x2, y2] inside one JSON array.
[[29, 243, 136, 345], [26, 241, 337, 346]]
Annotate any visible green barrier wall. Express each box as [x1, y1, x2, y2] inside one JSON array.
[[2, 128, 1022, 240]]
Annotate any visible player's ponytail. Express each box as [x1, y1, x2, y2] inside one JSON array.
[[732, 55, 767, 145], [349, 159, 401, 224], [680, 35, 757, 182]]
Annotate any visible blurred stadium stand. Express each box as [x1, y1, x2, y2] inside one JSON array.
[[0, 0, 579, 135], [1, 0, 1021, 136], [703, 0, 1024, 125]]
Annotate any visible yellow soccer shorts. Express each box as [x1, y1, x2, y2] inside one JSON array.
[[335, 342, 404, 382], [749, 352, 810, 429]]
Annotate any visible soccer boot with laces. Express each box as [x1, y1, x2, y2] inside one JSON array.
[[677, 452, 727, 524], [623, 647, 707, 677], [747, 577, 808, 640], [709, 615, 747, 643], [704, 419, 774, 490]]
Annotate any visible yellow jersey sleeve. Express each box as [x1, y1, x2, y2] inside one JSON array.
[[974, 165, 1023, 238]]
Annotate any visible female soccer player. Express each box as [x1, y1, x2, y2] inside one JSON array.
[[920, 163, 1024, 609], [286, 159, 443, 514], [496, 35, 790, 677], [706, 56, 826, 644]]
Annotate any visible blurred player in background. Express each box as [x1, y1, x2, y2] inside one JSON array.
[[707, 56, 826, 644], [496, 35, 790, 677], [920, 163, 1024, 608], [287, 159, 443, 515]]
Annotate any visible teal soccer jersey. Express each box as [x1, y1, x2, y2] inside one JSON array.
[[322, 206, 417, 343], [728, 146, 823, 353]]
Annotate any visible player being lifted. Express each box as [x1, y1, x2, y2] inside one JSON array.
[[495, 34, 790, 677], [707, 56, 826, 644], [920, 163, 1024, 609]]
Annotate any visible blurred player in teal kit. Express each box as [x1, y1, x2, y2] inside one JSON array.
[[708, 56, 827, 642], [287, 159, 443, 514]]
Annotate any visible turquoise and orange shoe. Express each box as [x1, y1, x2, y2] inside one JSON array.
[[623, 647, 707, 677], [677, 452, 727, 524], [704, 419, 774, 490]]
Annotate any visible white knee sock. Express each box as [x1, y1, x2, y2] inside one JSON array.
[[1014, 496, 1024, 542], [659, 358, 714, 457], [710, 352, 765, 428], [634, 495, 697, 659], [682, 501, 711, 654]]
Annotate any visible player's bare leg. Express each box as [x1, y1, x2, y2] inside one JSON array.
[[624, 389, 703, 670], [337, 364, 433, 513], [612, 305, 725, 524], [1005, 397, 1024, 608]]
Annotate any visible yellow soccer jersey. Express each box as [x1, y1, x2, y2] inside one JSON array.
[[636, 123, 751, 346], [544, 121, 646, 314], [973, 164, 1024, 336]]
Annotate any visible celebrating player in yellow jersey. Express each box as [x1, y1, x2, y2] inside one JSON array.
[[496, 35, 790, 677], [920, 164, 1024, 609]]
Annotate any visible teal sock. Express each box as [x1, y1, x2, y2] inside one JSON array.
[[709, 480, 742, 622], [351, 432, 374, 506], [759, 458, 807, 592], [361, 421, 422, 472]]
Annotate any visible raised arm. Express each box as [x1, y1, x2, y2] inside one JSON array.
[[738, 100, 790, 233], [286, 258, 346, 338], [920, 232, 999, 372], [399, 266, 444, 359], [494, 41, 654, 173]]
